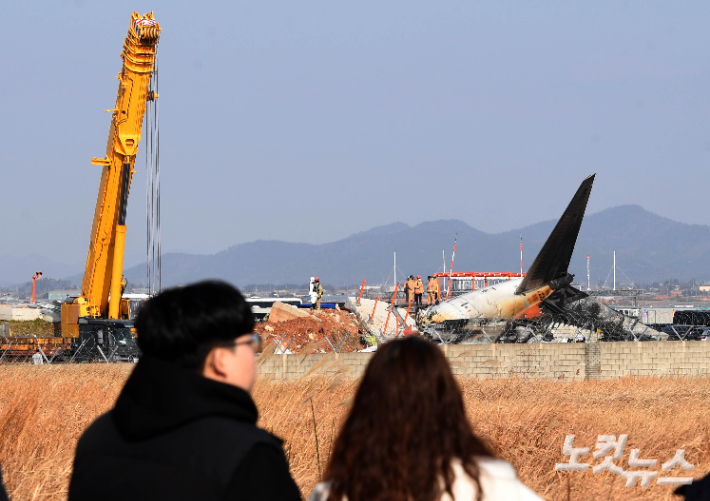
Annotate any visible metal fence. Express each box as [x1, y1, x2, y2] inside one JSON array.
[[360, 289, 468, 302], [2, 307, 702, 365], [266, 331, 352, 355]]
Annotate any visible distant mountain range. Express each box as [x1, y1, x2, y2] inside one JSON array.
[[2, 205, 708, 289], [118, 204, 710, 288]]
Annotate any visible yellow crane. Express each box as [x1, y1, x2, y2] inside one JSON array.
[[61, 12, 160, 345]]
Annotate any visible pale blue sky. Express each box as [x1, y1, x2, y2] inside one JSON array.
[[1, 1, 709, 269]]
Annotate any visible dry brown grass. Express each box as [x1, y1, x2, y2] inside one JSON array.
[[7, 320, 54, 337], [0, 363, 708, 501]]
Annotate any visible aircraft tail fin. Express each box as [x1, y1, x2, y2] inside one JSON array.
[[515, 174, 595, 295]]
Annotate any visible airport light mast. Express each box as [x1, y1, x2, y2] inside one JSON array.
[[32, 271, 42, 303]]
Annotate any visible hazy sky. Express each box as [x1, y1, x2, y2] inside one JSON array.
[[2, 1, 709, 269]]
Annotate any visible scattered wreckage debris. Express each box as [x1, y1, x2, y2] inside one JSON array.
[[420, 306, 667, 345], [544, 296, 666, 341]]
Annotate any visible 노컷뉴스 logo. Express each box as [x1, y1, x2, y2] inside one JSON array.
[[555, 435, 693, 487]]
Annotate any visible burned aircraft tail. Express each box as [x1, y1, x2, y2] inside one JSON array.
[[515, 174, 595, 295]]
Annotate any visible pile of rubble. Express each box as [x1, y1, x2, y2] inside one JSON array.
[[255, 302, 364, 353]]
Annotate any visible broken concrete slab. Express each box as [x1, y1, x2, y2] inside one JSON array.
[[345, 297, 418, 342], [268, 301, 314, 323]]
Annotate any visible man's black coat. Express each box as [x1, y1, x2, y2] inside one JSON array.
[[69, 356, 301, 501], [0, 468, 8, 501], [676, 473, 710, 501]]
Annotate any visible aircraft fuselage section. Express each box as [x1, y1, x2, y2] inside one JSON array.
[[421, 278, 553, 325]]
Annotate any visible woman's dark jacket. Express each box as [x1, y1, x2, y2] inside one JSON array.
[[69, 356, 301, 501]]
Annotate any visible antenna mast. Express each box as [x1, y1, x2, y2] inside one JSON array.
[[393, 251, 397, 291], [446, 235, 457, 299]]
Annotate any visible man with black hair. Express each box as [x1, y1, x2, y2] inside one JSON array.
[[69, 280, 301, 501]]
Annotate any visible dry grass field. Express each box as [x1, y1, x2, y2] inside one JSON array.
[[7, 320, 55, 338], [0, 363, 708, 501]]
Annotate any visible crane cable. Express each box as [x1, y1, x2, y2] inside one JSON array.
[[145, 52, 161, 296], [146, 66, 152, 295], [155, 52, 161, 294]]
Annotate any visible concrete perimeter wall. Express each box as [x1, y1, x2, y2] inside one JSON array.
[[257, 342, 710, 380], [0, 306, 42, 321]]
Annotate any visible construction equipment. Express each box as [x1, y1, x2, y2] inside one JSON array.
[[60, 12, 161, 358]]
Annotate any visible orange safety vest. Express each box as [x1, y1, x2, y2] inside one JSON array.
[[427, 280, 438, 293], [414, 280, 424, 293]]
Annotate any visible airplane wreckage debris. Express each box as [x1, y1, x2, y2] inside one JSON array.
[[416, 174, 667, 344], [419, 304, 666, 345]]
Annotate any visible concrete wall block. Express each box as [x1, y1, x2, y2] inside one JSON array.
[[257, 341, 710, 380]]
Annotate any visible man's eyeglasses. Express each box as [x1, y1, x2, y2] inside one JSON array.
[[232, 333, 262, 352]]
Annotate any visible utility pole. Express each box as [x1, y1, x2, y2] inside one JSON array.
[[587, 255, 590, 291], [442, 249, 446, 296], [393, 251, 397, 292], [447, 236, 457, 299], [520, 235, 523, 277], [613, 250, 616, 291]]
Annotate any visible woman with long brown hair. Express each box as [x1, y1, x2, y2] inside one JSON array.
[[309, 337, 542, 501]]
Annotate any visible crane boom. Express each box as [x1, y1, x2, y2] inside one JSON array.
[[62, 12, 160, 338]]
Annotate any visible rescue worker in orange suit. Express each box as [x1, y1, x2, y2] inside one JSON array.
[[314, 277, 323, 310], [403, 275, 414, 304], [413, 275, 424, 308], [427, 276, 439, 306]]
